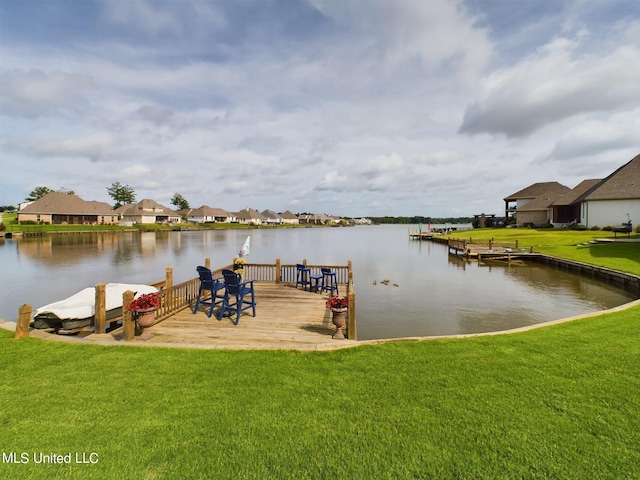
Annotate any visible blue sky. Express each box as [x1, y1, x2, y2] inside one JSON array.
[[1, 0, 639, 216]]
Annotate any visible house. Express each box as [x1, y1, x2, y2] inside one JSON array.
[[261, 209, 283, 225], [235, 208, 265, 225], [116, 199, 180, 224], [560, 153, 640, 228], [17, 192, 117, 225], [299, 213, 333, 224], [180, 206, 234, 223], [278, 210, 300, 225], [504, 153, 640, 228], [551, 179, 602, 225], [504, 182, 570, 226]]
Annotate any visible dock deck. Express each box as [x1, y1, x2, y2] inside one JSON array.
[[7, 283, 361, 351]]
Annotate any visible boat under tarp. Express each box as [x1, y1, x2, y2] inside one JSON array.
[[33, 283, 159, 331]]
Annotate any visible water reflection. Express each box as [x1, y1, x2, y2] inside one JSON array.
[[1, 227, 636, 340]]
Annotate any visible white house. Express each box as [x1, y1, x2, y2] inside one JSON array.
[[574, 153, 640, 228], [182, 206, 234, 223], [116, 199, 180, 224], [235, 208, 265, 225]]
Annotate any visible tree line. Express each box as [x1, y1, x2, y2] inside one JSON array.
[[22, 184, 190, 210]]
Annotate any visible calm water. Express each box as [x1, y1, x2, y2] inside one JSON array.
[[0, 226, 636, 340]]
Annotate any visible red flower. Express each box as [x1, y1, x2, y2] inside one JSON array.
[[126, 292, 161, 312], [325, 295, 348, 309]]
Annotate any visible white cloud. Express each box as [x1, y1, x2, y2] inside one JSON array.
[[459, 26, 640, 137], [0, 69, 93, 118]]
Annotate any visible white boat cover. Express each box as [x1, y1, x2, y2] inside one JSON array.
[[34, 283, 159, 320]]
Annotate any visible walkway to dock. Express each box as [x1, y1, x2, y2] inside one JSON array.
[[2, 283, 361, 351]]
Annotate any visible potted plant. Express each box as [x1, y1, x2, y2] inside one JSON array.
[[233, 257, 246, 276], [126, 292, 161, 332], [325, 295, 348, 340]]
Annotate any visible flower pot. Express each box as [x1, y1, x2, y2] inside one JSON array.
[[330, 307, 347, 340], [134, 308, 156, 339]]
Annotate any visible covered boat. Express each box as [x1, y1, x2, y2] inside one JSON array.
[[33, 283, 159, 331]]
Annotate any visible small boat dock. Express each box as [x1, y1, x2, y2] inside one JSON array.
[[8, 259, 360, 351]]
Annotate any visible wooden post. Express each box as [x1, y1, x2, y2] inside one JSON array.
[[14, 304, 32, 339], [346, 260, 356, 340], [516, 240, 519, 249], [122, 290, 135, 341], [165, 267, 173, 289], [205, 257, 211, 269], [275, 258, 282, 283], [95, 283, 107, 334], [347, 291, 357, 341]]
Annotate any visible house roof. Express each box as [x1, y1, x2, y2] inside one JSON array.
[[19, 192, 114, 215], [278, 210, 298, 220], [552, 179, 602, 206], [582, 153, 640, 201], [187, 205, 231, 217], [116, 199, 177, 216], [235, 208, 265, 220], [517, 191, 567, 211], [504, 182, 570, 201], [261, 209, 282, 219]]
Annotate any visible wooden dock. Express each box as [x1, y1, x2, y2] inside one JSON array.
[[122, 282, 358, 351], [9, 275, 361, 351]]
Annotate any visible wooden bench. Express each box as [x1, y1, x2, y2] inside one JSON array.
[[613, 222, 632, 238]]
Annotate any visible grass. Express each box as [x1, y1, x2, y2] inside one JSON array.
[[456, 228, 640, 276], [1, 307, 639, 479], [1, 228, 639, 478]]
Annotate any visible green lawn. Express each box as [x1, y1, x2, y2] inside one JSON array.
[[459, 228, 640, 276], [1, 228, 639, 479]]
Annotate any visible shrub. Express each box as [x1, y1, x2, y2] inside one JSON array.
[[0, 223, 5, 231], [590, 226, 600, 231], [602, 225, 613, 231]]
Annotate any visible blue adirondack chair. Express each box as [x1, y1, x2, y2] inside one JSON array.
[[218, 269, 256, 325], [296, 263, 311, 290], [321, 267, 339, 296], [193, 266, 225, 318]]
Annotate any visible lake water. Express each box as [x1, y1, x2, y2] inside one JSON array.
[[0, 226, 636, 340]]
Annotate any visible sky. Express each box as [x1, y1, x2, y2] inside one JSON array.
[[1, 0, 639, 217]]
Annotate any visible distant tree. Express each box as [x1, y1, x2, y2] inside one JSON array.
[[25, 186, 54, 201], [107, 182, 136, 209], [171, 193, 190, 210], [25, 186, 76, 202]]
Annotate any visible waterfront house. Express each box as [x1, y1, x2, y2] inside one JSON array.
[[505, 153, 639, 228], [550, 179, 602, 225], [116, 199, 180, 225], [553, 153, 640, 228], [503, 182, 570, 226], [278, 210, 300, 225], [180, 206, 234, 223], [261, 209, 283, 225], [17, 192, 117, 225], [235, 208, 265, 225]]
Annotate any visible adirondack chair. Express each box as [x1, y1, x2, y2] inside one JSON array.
[[193, 266, 225, 318], [218, 269, 256, 325], [296, 263, 311, 291], [320, 267, 339, 296]]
